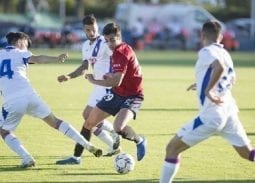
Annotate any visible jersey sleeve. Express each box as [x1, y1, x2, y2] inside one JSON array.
[[112, 52, 128, 74], [22, 50, 33, 59]]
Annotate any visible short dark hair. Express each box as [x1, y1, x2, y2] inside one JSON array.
[[82, 14, 96, 25], [202, 21, 221, 39], [6, 32, 32, 48], [102, 22, 121, 37]]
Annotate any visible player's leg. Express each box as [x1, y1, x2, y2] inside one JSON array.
[[93, 113, 121, 154], [114, 96, 146, 161], [28, 94, 103, 158], [0, 99, 35, 168], [233, 145, 255, 161], [55, 106, 110, 165], [160, 117, 216, 183], [83, 106, 110, 132], [84, 105, 118, 156], [221, 113, 255, 162], [99, 119, 121, 155], [160, 135, 190, 183], [42, 113, 102, 157], [86, 87, 120, 156], [114, 108, 141, 142], [0, 129, 35, 168], [92, 124, 120, 156], [99, 119, 115, 132], [62, 105, 95, 163], [114, 108, 146, 161]]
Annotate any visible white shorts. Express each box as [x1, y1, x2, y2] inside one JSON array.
[[87, 85, 110, 107], [0, 93, 51, 131], [177, 99, 250, 147]]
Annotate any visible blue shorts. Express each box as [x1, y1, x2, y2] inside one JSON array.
[[96, 90, 143, 119]]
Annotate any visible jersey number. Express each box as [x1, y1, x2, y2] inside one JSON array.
[[218, 67, 234, 93], [0, 59, 14, 79]]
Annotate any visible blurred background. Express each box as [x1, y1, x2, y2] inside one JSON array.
[[0, 0, 254, 51]]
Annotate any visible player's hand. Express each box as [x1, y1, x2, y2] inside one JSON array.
[[187, 83, 196, 91], [206, 91, 224, 105], [58, 53, 68, 63], [57, 75, 69, 82], [85, 74, 94, 83]]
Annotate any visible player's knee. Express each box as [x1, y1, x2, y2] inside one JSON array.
[[114, 127, 122, 134], [0, 128, 9, 139], [84, 121, 93, 130], [113, 124, 123, 133], [82, 112, 88, 121], [115, 130, 129, 140], [166, 142, 174, 153], [92, 127, 102, 136], [114, 127, 124, 137], [82, 108, 90, 121], [166, 141, 180, 156]]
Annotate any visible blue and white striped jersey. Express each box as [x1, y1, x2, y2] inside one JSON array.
[[0, 46, 35, 102], [82, 35, 112, 80]]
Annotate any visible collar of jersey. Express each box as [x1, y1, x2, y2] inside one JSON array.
[[212, 43, 224, 48], [5, 45, 16, 49], [89, 35, 101, 45]]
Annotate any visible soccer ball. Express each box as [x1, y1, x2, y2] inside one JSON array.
[[114, 153, 135, 174]]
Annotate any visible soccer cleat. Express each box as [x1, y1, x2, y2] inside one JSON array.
[[88, 146, 103, 157], [56, 157, 81, 165], [112, 133, 121, 150], [20, 157, 35, 168], [103, 147, 121, 157], [136, 137, 147, 161]]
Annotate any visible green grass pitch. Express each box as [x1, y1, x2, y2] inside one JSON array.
[[0, 49, 254, 183]]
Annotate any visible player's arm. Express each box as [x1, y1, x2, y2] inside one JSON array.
[[85, 72, 123, 87], [58, 60, 89, 82], [205, 59, 224, 104], [28, 53, 68, 64], [187, 83, 196, 91]]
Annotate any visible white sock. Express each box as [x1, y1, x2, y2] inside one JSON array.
[[96, 130, 114, 149], [58, 121, 91, 150], [100, 120, 114, 132], [137, 136, 144, 144], [72, 156, 81, 160], [160, 161, 180, 183], [4, 133, 31, 159]]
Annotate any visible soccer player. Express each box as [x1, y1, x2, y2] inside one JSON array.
[[84, 22, 147, 161], [56, 15, 120, 165], [0, 32, 102, 168], [159, 21, 255, 183]]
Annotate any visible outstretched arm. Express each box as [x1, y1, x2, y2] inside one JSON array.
[[85, 72, 123, 87], [187, 83, 196, 91], [58, 60, 89, 82], [28, 53, 68, 64]]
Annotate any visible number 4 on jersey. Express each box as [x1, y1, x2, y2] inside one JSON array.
[[0, 59, 14, 79]]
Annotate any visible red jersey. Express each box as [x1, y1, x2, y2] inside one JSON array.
[[111, 43, 143, 97]]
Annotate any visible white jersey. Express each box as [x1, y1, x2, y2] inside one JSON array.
[[0, 46, 35, 102], [195, 43, 236, 109], [82, 35, 112, 80], [177, 43, 250, 148]]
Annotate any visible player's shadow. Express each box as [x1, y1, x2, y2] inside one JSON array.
[[0, 165, 63, 172], [141, 107, 255, 112], [175, 181, 255, 183], [10, 180, 255, 183]]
